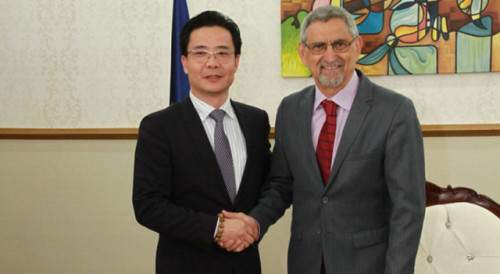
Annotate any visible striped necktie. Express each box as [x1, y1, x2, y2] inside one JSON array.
[[210, 109, 237, 202], [316, 100, 337, 185]]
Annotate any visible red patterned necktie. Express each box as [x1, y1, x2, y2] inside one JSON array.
[[316, 100, 338, 185]]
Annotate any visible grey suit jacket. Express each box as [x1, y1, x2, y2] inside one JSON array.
[[250, 70, 425, 274]]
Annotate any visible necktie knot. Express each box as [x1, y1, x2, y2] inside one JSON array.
[[321, 100, 337, 117], [210, 109, 226, 123]]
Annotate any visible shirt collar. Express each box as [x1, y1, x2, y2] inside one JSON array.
[[189, 92, 236, 121], [313, 71, 359, 112]]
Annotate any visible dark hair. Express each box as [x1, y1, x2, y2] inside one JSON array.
[[180, 10, 242, 56]]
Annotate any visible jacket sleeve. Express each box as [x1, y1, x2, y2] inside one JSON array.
[[132, 114, 217, 249], [249, 100, 294, 238], [383, 98, 426, 273]]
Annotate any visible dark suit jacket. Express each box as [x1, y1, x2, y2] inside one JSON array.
[[250, 70, 426, 274], [133, 97, 271, 274]]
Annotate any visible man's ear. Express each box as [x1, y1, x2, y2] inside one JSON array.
[[298, 41, 307, 64], [181, 55, 188, 74], [234, 54, 240, 71], [355, 35, 364, 57]]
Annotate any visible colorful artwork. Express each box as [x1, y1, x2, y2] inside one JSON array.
[[281, 0, 500, 76]]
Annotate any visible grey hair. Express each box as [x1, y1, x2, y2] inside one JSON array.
[[300, 6, 359, 43]]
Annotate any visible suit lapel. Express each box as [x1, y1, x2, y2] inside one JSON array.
[[297, 87, 326, 194], [180, 98, 233, 205], [231, 101, 252, 202], [327, 71, 373, 188]]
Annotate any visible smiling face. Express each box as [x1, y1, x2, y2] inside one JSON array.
[[298, 18, 363, 97], [181, 26, 239, 106]]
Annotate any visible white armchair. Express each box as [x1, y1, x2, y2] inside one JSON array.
[[415, 182, 500, 274]]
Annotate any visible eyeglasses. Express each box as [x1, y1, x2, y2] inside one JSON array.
[[303, 36, 358, 55], [187, 49, 235, 63]]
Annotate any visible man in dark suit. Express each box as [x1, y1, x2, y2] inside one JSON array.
[[223, 6, 425, 274], [133, 11, 270, 274]]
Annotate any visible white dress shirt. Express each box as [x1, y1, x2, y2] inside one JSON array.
[[189, 92, 247, 192], [311, 72, 359, 167]]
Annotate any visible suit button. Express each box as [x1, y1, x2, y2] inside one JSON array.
[[322, 197, 328, 204], [445, 222, 451, 229], [316, 228, 321, 235], [427, 256, 433, 263]]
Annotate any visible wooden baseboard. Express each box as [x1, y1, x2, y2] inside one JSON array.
[[0, 128, 138, 140], [0, 124, 499, 139], [421, 124, 500, 137]]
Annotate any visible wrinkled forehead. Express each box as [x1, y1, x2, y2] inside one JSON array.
[[304, 19, 353, 43]]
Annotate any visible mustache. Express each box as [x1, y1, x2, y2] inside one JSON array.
[[319, 60, 344, 68]]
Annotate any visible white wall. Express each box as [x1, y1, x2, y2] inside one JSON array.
[[1, 1, 499, 273], [1, 137, 499, 273], [1, 0, 499, 127]]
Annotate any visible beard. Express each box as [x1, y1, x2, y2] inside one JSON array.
[[318, 60, 344, 88]]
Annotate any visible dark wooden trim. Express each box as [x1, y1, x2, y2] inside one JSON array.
[[0, 128, 138, 140], [0, 124, 499, 139], [421, 124, 500, 137], [426, 181, 500, 218]]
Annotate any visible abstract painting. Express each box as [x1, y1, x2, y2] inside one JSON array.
[[281, 0, 500, 76]]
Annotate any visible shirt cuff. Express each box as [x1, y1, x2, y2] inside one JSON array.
[[213, 216, 220, 239]]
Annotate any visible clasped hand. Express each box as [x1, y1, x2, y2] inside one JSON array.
[[216, 210, 259, 252]]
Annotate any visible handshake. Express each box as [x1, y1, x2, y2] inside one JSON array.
[[215, 210, 259, 252]]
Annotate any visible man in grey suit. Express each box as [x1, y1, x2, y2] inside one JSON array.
[[222, 6, 425, 274]]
